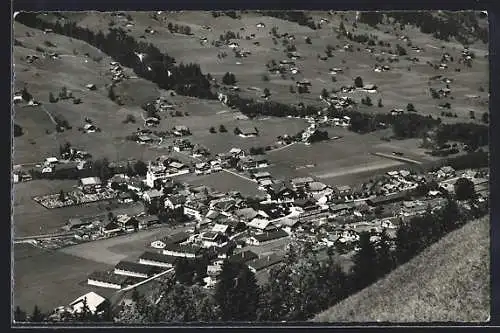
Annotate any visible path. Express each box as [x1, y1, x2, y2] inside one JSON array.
[[372, 152, 423, 165], [223, 168, 256, 183], [267, 142, 296, 153], [39, 104, 57, 125]]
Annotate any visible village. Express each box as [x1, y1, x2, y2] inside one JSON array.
[[12, 10, 489, 323]]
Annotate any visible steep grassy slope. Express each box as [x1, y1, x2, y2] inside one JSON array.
[[313, 216, 490, 322]]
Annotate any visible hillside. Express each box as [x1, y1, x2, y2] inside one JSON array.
[[313, 216, 490, 323]]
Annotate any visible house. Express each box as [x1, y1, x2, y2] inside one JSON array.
[[83, 123, 97, 133], [143, 189, 163, 204], [139, 252, 178, 268], [256, 22, 266, 28], [237, 156, 269, 171], [362, 84, 378, 93], [173, 139, 193, 152], [228, 42, 239, 49], [114, 261, 158, 278], [252, 171, 271, 182], [85, 83, 97, 91], [137, 135, 153, 144], [229, 147, 246, 158], [87, 271, 127, 290], [162, 243, 203, 258], [268, 183, 296, 202], [207, 261, 223, 276], [290, 177, 314, 190], [212, 223, 229, 234], [294, 198, 318, 211], [102, 221, 122, 235], [173, 125, 191, 136], [200, 231, 229, 248], [184, 201, 207, 221], [228, 250, 259, 264], [234, 207, 260, 222], [145, 117, 160, 127], [336, 185, 352, 196], [246, 228, 289, 245], [79, 177, 102, 193], [151, 231, 190, 249], [247, 218, 274, 231], [45, 157, 59, 166], [164, 195, 187, 210], [69, 292, 107, 314], [137, 215, 160, 228], [246, 253, 285, 273], [238, 127, 259, 138], [308, 181, 328, 193]]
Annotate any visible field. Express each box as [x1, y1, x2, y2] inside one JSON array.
[[13, 243, 114, 313], [312, 216, 490, 322], [13, 180, 144, 237], [180, 171, 264, 197]]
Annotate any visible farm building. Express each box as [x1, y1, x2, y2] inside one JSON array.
[[252, 171, 272, 181], [79, 177, 102, 193], [200, 231, 229, 248], [137, 215, 160, 228], [247, 253, 285, 273], [238, 127, 259, 138], [229, 147, 246, 158], [308, 181, 328, 193], [247, 218, 273, 231], [246, 229, 289, 245], [114, 261, 158, 279], [150, 231, 190, 249], [139, 252, 178, 268], [233, 207, 260, 222], [212, 223, 230, 234], [267, 183, 297, 202], [164, 195, 187, 210], [290, 177, 314, 190], [65, 214, 106, 231], [173, 125, 191, 136], [162, 243, 203, 258], [143, 188, 163, 203], [69, 292, 108, 314], [101, 221, 122, 235], [237, 156, 269, 170], [184, 201, 208, 221], [45, 157, 59, 165], [87, 271, 127, 290], [145, 117, 160, 127], [336, 185, 352, 196]]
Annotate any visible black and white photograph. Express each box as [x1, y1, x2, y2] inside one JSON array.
[[12, 10, 490, 324]]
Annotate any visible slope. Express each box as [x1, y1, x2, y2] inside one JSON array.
[[313, 215, 490, 322]]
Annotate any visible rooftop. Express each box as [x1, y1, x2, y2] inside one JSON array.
[[139, 252, 178, 265]]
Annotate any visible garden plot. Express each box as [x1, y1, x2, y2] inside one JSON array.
[[33, 188, 118, 209]]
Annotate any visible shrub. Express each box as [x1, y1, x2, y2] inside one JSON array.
[[44, 40, 56, 47], [407, 103, 416, 112], [209, 126, 216, 133], [219, 125, 228, 133], [354, 76, 364, 88]]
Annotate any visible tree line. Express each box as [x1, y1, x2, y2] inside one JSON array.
[[15, 13, 215, 100], [261, 11, 317, 30]]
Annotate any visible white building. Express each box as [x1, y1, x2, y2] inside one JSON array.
[[69, 292, 107, 314]]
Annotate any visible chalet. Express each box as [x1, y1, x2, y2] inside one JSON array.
[[137, 215, 160, 228], [308, 181, 327, 193], [162, 243, 203, 258], [290, 177, 314, 190], [362, 84, 378, 93], [85, 84, 97, 91], [137, 135, 153, 144], [229, 147, 246, 158], [238, 127, 259, 138], [164, 195, 187, 210], [87, 271, 127, 290], [45, 157, 59, 166], [294, 198, 317, 211], [145, 117, 160, 127], [139, 252, 177, 268], [206, 261, 223, 276], [246, 228, 289, 245], [201, 231, 229, 248], [228, 42, 239, 49], [102, 221, 122, 235], [296, 80, 312, 87], [256, 22, 266, 28], [83, 123, 97, 133], [151, 231, 190, 249], [65, 214, 105, 231], [79, 177, 102, 193], [329, 203, 354, 215], [248, 217, 276, 231], [173, 139, 193, 152], [234, 207, 260, 222], [336, 185, 352, 196], [268, 182, 296, 202], [252, 171, 272, 182], [195, 162, 210, 174], [143, 189, 163, 204], [114, 261, 158, 278], [69, 292, 108, 315], [184, 201, 207, 221], [247, 253, 284, 273], [173, 125, 191, 136], [237, 156, 269, 170], [228, 250, 258, 264], [390, 108, 405, 116]]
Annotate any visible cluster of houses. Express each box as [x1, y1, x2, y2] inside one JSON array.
[[109, 61, 127, 83]]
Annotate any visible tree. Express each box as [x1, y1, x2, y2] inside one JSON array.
[[49, 92, 58, 103], [481, 112, 489, 123], [321, 88, 329, 99], [376, 229, 395, 277], [364, 96, 372, 106], [351, 232, 378, 290], [14, 124, 23, 137], [21, 86, 32, 102], [407, 103, 416, 112], [219, 124, 227, 133], [378, 98, 383, 107], [289, 85, 295, 93], [14, 306, 27, 322], [134, 160, 148, 176], [59, 86, 68, 99], [454, 177, 476, 201], [305, 36, 312, 44], [262, 74, 269, 82], [215, 261, 259, 321], [59, 189, 66, 202], [209, 126, 216, 133], [354, 76, 364, 88], [469, 110, 475, 119], [108, 86, 117, 101], [30, 305, 44, 322], [263, 88, 271, 97], [222, 72, 236, 85], [234, 127, 241, 135]]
